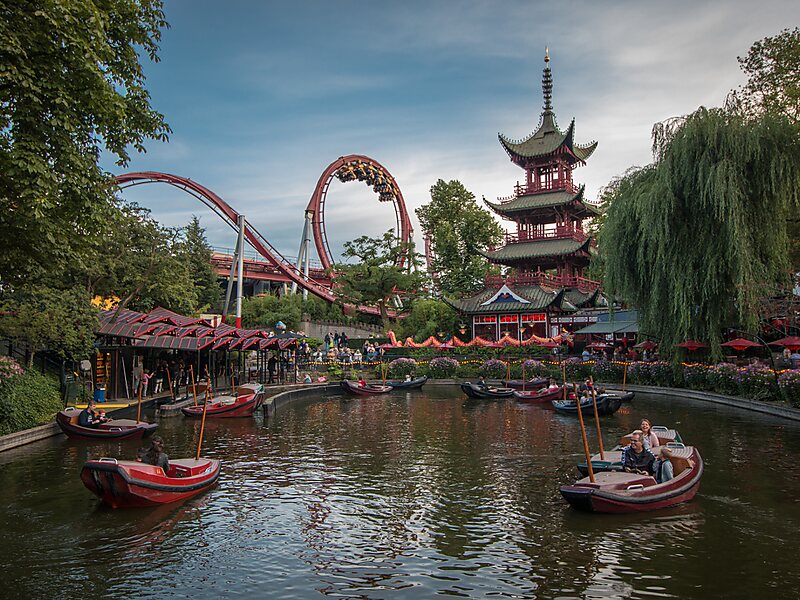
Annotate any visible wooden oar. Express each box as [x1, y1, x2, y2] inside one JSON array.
[[522, 364, 526, 392], [574, 380, 595, 483], [622, 363, 628, 392], [196, 386, 210, 460], [189, 365, 198, 406], [136, 381, 143, 423], [589, 376, 605, 460], [562, 362, 568, 401], [166, 367, 173, 400]]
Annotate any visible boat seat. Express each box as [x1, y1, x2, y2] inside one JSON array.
[[666, 446, 695, 476]]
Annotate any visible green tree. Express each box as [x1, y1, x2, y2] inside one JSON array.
[[83, 202, 196, 316], [178, 216, 222, 312], [0, 285, 97, 366], [0, 0, 170, 285], [397, 299, 460, 342], [601, 108, 800, 357], [416, 180, 503, 296], [332, 231, 425, 325], [734, 27, 800, 124]]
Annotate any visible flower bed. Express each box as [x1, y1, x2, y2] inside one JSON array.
[[388, 357, 417, 377], [479, 358, 508, 378], [427, 357, 459, 378]]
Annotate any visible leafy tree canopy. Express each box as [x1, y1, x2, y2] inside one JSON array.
[[240, 293, 335, 331], [734, 27, 800, 124], [416, 180, 503, 296], [396, 299, 460, 342], [177, 216, 222, 313], [331, 230, 425, 325], [601, 108, 800, 357], [0, 0, 170, 284]]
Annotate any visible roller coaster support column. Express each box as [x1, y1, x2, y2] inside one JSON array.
[[292, 211, 313, 300], [235, 214, 245, 328]]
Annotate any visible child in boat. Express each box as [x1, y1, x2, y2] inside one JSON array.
[[547, 378, 559, 391], [78, 400, 107, 428], [640, 419, 660, 449], [655, 447, 675, 483], [142, 435, 170, 475], [303, 373, 312, 384], [358, 377, 367, 387], [404, 374, 412, 382]]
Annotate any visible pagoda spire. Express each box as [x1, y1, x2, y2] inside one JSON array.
[[542, 47, 553, 113]]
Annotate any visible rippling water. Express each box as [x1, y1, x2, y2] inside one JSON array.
[[1, 386, 799, 598]]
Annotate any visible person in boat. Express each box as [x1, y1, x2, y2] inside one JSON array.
[[142, 435, 169, 475], [622, 431, 656, 475], [655, 447, 675, 483], [78, 400, 108, 428], [358, 376, 367, 387], [302, 373, 312, 384], [640, 419, 660, 449], [546, 378, 560, 391], [477, 376, 487, 388], [404, 374, 412, 382]]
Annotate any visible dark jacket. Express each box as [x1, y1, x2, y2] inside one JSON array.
[[622, 445, 656, 474]]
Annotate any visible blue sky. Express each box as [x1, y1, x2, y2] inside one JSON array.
[[113, 1, 800, 262]]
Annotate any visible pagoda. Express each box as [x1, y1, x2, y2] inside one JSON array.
[[447, 50, 606, 341]]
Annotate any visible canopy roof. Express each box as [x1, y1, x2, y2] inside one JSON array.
[[445, 285, 568, 315], [480, 238, 591, 266], [485, 185, 600, 220], [499, 114, 597, 165]]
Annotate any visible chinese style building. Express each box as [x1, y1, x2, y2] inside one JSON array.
[[447, 50, 607, 341]]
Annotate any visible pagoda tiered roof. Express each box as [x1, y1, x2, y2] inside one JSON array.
[[444, 285, 570, 315], [479, 237, 591, 267], [499, 114, 597, 165], [485, 185, 601, 220]]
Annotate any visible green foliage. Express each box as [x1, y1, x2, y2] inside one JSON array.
[[601, 108, 800, 358], [0, 0, 170, 285], [416, 180, 503, 295], [427, 357, 459, 378], [0, 285, 97, 365], [397, 299, 460, 341], [0, 369, 62, 435], [85, 202, 196, 315], [387, 358, 417, 377], [332, 230, 425, 324], [241, 293, 337, 330], [734, 27, 800, 124], [178, 216, 222, 312], [778, 370, 800, 407]]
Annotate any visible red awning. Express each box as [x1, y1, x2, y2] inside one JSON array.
[[633, 340, 658, 350], [721, 338, 760, 352], [675, 339, 707, 351]]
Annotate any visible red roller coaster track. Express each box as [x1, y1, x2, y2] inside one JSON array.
[[115, 161, 412, 317], [306, 155, 413, 270]]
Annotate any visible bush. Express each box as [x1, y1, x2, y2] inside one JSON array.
[[737, 364, 778, 401], [592, 360, 624, 383], [564, 357, 593, 382], [707, 363, 739, 395], [479, 358, 508, 378], [428, 357, 459, 378], [683, 364, 709, 390], [627, 362, 654, 385], [388, 358, 417, 377], [0, 365, 62, 435], [650, 362, 678, 387], [778, 370, 800, 407], [521, 359, 550, 378]]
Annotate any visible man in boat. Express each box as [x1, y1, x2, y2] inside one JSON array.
[[622, 431, 656, 475], [78, 400, 108, 428], [142, 436, 169, 475]]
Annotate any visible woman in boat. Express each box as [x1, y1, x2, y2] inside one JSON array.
[[303, 373, 312, 384], [655, 447, 675, 483], [640, 419, 660, 449], [142, 436, 169, 475], [546, 378, 559, 391]]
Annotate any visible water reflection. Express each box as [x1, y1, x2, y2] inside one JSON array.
[[1, 389, 799, 598]]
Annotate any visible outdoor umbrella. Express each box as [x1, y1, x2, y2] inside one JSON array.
[[720, 338, 761, 352], [585, 342, 610, 350], [536, 340, 560, 349], [770, 336, 800, 352], [436, 343, 456, 350], [633, 340, 658, 350], [675, 339, 707, 351]]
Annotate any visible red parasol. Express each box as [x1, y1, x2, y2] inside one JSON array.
[[770, 336, 800, 352], [633, 340, 658, 350], [585, 342, 610, 350], [675, 339, 707, 351], [536, 340, 560, 349], [720, 338, 761, 352]]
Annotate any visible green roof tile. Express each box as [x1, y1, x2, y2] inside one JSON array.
[[444, 285, 564, 314], [480, 238, 590, 264], [499, 114, 597, 163], [485, 186, 601, 218]]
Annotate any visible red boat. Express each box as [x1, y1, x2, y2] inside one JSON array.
[[56, 407, 158, 440], [81, 457, 221, 508], [512, 386, 563, 403], [560, 446, 703, 513], [340, 380, 393, 395], [502, 377, 548, 390], [181, 383, 265, 418]]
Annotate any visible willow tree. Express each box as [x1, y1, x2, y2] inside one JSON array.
[[600, 108, 800, 355]]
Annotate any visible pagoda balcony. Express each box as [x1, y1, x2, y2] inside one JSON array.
[[500, 227, 587, 246], [496, 180, 579, 204], [485, 273, 602, 291]]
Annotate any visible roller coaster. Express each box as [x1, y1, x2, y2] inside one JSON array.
[[115, 155, 413, 317]]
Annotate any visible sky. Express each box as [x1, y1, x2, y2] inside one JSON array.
[[112, 0, 800, 264]]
